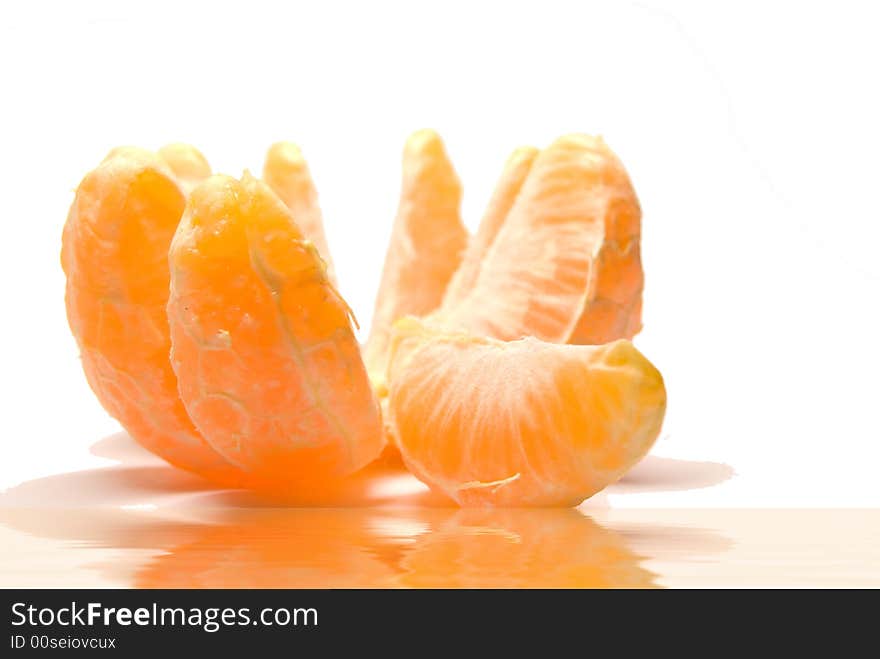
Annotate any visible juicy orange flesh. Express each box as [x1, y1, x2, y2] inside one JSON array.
[[436, 134, 642, 346], [569, 190, 643, 344], [386, 318, 666, 507], [61, 148, 240, 484], [62, 132, 661, 507], [262, 142, 337, 284], [363, 129, 468, 382], [167, 174, 384, 486]]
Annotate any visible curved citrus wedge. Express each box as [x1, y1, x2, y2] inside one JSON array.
[[61, 148, 241, 484], [567, 142, 643, 344], [440, 145, 538, 309], [262, 142, 337, 284], [363, 129, 468, 385], [157, 143, 213, 193], [386, 318, 666, 507], [167, 173, 384, 486], [435, 134, 642, 345]]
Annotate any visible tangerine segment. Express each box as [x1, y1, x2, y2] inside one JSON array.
[[440, 146, 539, 310], [363, 129, 468, 384], [386, 318, 666, 507], [61, 148, 241, 484], [167, 173, 384, 484], [436, 134, 641, 345], [157, 143, 213, 193], [262, 142, 337, 284], [568, 177, 643, 344]]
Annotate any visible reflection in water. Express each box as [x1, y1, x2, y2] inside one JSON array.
[[132, 508, 656, 588], [0, 505, 662, 588], [0, 433, 742, 588], [601, 509, 880, 588], [137, 509, 418, 588], [0, 505, 669, 588], [395, 509, 657, 588]]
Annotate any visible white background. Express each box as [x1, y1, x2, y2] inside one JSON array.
[[1, 0, 878, 506]]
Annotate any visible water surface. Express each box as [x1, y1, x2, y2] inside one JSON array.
[[2, 434, 875, 588]]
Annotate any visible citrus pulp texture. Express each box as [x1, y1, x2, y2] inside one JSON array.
[[167, 173, 384, 488], [61, 147, 241, 485], [386, 318, 666, 506], [363, 129, 468, 387], [435, 134, 643, 345]]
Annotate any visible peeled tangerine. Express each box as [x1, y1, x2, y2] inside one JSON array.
[[436, 134, 643, 346], [386, 318, 666, 507], [363, 129, 468, 387], [61, 146, 241, 485], [167, 173, 384, 487]]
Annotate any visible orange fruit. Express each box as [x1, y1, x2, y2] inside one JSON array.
[[61, 148, 240, 484], [386, 318, 666, 506], [262, 142, 337, 284], [104, 144, 212, 194], [567, 142, 643, 345], [441, 145, 539, 309], [435, 134, 643, 345], [363, 129, 468, 385], [166, 173, 384, 486]]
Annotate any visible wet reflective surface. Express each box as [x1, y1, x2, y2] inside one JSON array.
[[1, 434, 877, 588]]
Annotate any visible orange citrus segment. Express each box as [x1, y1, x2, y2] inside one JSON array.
[[167, 173, 384, 485], [568, 191, 643, 344], [61, 148, 241, 484], [262, 142, 337, 284], [440, 145, 539, 310], [363, 129, 468, 385], [436, 134, 642, 345], [157, 143, 212, 193], [386, 317, 665, 507]]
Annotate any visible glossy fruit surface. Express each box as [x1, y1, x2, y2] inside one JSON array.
[[167, 173, 384, 486], [436, 134, 643, 346], [386, 318, 666, 506], [61, 148, 240, 484], [363, 129, 468, 386]]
